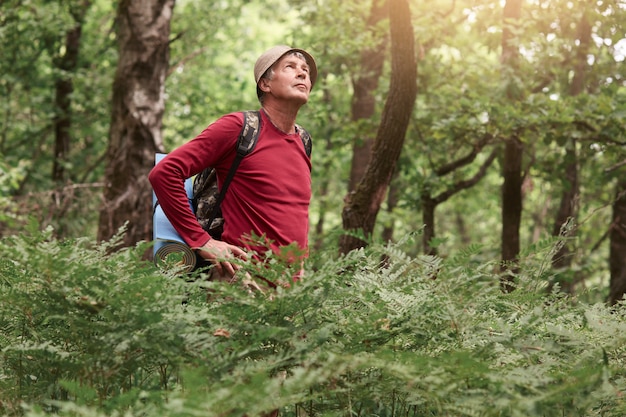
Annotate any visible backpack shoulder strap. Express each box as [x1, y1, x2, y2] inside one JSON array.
[[205, 111, 262, 228], [296, 124, 312, 158], [237, 110, 261, 156], [221, 110, 261, 189]]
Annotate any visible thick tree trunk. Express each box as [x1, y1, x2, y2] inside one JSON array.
[[348, 0, 388, 192], [339, 0, 417, 254], [609, 180, 626, 306], [499, 0, 523, 292], [97, 0, 174, 248]]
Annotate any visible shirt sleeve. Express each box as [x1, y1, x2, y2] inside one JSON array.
[[148, 113, 243, 248]]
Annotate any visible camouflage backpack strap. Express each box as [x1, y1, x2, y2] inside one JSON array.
[[192, 111, 262, 238], [237, 110, 261, 155], [191, 167, 220, 235], [296, 124, 312, 157], [192, 111, 261, 206], [213, 110, 262, 213]]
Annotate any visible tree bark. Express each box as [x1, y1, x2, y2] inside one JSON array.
[[97, 0, 174, 248], [609, 180, 626, 306], [339, 0, 417, 255], [499, 0, 523, 292], [348, 0, 388, 192]]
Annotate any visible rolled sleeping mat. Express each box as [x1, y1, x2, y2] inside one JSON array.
[[153, 153, 197, 272]]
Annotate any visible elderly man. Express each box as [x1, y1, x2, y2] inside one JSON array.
[[149, 45, 317, 285]]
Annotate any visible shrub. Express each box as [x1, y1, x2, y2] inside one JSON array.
[[1, 227, 626, 416]]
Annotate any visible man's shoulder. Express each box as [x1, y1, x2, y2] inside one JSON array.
[[216, 111, 246, 126], [217, 111, 264, 132], [204, 112, 247, 140]]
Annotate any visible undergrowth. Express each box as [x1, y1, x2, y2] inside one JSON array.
[[1, 224, 625, 416]]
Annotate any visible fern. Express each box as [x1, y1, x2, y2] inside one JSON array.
[[2, 227, 626, 416]]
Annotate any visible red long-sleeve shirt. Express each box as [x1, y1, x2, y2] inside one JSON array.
[[149, 110, 311, 258]]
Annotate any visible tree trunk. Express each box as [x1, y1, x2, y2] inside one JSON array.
[[97, 0, 174, 248], [609, 180, 626, 306], [339, 0, 417, 254], [500, 137, 523, 291], [51, 2, 91, 237], [348, 0, 388, 192], [549, 146, 578, 290], [381, 169, 399, 243], [422, 192, 436, 256], [53, 24, 83, 183], [550, 8, 590, 292], [499, 0, 523, 292]]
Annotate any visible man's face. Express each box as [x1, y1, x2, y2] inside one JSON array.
[[262, 54, 312, 104]]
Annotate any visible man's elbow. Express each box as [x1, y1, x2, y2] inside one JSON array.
[[148, 165, 163, 188]]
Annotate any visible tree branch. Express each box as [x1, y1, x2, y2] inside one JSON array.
[[605, 159, 626, 173], [433, 147, 498, 205], [434, 133, 494, 176]]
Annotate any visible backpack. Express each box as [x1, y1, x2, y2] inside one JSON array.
[[191, 110, 312, 240]]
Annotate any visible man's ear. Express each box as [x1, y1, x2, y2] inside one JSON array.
[[258, 78, 271, 94]]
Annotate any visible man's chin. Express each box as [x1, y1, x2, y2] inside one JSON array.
[[289, 95, 309, 107]]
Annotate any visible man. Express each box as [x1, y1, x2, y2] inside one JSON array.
[[149, 45, 317, 285]]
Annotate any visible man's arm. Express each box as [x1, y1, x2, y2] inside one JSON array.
[[148, 113, 248, 275], [149, 152, 212, 248]]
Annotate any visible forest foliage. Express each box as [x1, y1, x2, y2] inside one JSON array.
[[2, 226, 626, 416], [2, 0, 625, 283], [2, 0, 626, 414]]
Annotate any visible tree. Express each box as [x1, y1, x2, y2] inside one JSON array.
[[609, 180, 626, 305], [97, 0, 174, 248], [422, 145, 498, 256], [53, 1, 92, 184], [339, 0, 417, 254], [299, 0, 390, 251], [2, 0, 626, 302], [52, 0, 93, 237], [499, 0, 523, 292], [548, 5, 591, 292], [0, 0, 114, 238]]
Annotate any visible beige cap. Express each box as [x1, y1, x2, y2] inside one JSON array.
[[254, 45, 318, 89]]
